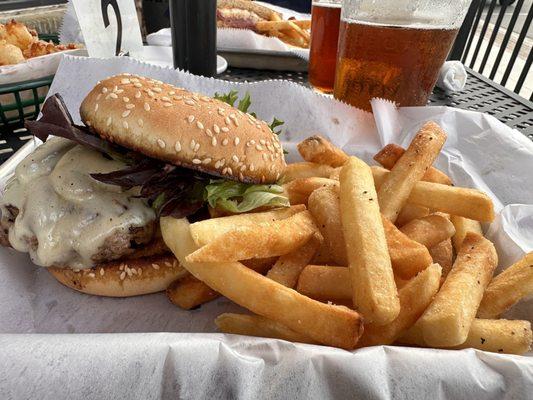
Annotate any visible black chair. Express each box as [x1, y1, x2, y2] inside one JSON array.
[[449, 0, 532, 100]]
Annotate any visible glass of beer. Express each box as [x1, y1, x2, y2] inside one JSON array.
[[308, 0, 342, 93], [333, 0, 470, 111]]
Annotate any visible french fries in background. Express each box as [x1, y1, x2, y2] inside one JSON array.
[[161, 122, 532, 355], [255, 19, 311, 48]]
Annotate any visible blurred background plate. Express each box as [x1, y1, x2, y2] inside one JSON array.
[[139, 45, 228, 74]]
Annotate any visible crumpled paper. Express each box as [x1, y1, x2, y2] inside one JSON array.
[[0, 55, 531, 399], [146, 2, 311, 60], [436, 61, 467, 92]]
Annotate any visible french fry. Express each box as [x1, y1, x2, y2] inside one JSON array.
[[215, 313, 317, 344], [296, 265, 351, 301], [377, 122, 447, 222], [340, 157, 400, 325], [166, 257, 277, 310], [359, 263, 442, 347], [267, 233, 322, 288], [477, 252, 533, 319], [297, 135, 349, 167], [400, 319, 533, 355], [417, 233, 498, 347], [372, 166, 495, 222], [186, 211, 318, 262], [312, 242, 336, 265], [166, 274, 219, 310], [308, 186, 432, 277], [382, 217, 433, 279], [190, 205, 305, 246], [450, 215, 483, 252], [396, 204, 430, 226], [374, 143, 452, 185], [429, 239, 454, 277], [400, 213, 456, 249], [307, 187, 347, 266], [256, 20, 311, 33], [283, 162, 334, 182], [283, 177, 339, 205], [161, 217, 364, 349]]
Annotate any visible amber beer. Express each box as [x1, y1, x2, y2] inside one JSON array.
[[334, 20, 458, 111], [308, 1, 342, 93]]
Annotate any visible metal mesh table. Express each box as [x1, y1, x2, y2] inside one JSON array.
[[1, 66, 532, 165]]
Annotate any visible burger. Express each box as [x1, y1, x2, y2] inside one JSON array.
[[217, 0, 281, 30], [0, 74, 287, 297]]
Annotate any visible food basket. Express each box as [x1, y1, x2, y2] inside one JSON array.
[[0, 34, 58, 133]]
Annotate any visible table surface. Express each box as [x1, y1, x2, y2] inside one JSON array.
[[1, 66, 532, 165]]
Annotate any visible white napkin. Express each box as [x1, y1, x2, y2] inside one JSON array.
[[436, 60, 467, 92]]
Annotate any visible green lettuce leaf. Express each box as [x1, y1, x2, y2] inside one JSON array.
[[204, 180, 289, 213]]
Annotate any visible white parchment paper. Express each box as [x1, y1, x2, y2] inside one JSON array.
[[0, 55, 532, 399]]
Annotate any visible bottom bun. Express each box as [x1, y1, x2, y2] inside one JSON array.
[[48, 254, 187, 297]]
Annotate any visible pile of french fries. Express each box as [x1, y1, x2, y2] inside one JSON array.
[[255, 17, 311, 48], [161, 121, 533, 355]]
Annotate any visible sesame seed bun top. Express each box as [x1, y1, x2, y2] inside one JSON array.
[[80, 74, 286, 184]]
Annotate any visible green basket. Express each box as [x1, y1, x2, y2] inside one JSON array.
[[0, 34, 59, 133]]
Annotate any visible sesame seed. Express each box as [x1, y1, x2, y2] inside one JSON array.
[[100, 268, 105, 276], [185, 100, 195, 106], [88, 272, 96, 278], [169, 91, 175, 95], [239, 172, 244, 181], [211, 137, 217, 146], [152, 87, 162, 93], [157, 139, 166, 148], [218, 108, 225, 116], [131, 268, 137, 275], [123, 73, 131, 76], [163, 102, 172, 107], [234, 137, 240, 145], [152, 263, 160, 270], [201, 96, 210, 102], [126, 268, 133, 277], [263, 153, 268, 161], [256, 144, 263, 151], [215, 160, 222, 168], [123, 121, 129, 130], [232, 155, 239, 163], [164, 261, 172, 267], [147, 90, 155, 97], [205, 129, 213, 137], [121, 78, 131, 85], [190, 139, 196, 150], [135, 91, 141, 98], [196, 121, 204, 129], [213, 124, 220, 134], [174, 96, 183, 101], [162, 96, 170, 102], [222, 167, 228, 174], [222, 138, 229, 146], [122, 110, 131, 118], [250, 163, 255, 172], [144, 103, 151, 111], [94, 103, 99, 112], [202, 158, 212, 164], [221, 127, 229, 133], [227, 167, 233, 175], [102, 87, 108, 94], [225, 117, 231, 125], [187, 115, 195, 123], [116, 89, 124, 94], [175, 141, 182, 152], [192, 95, 199, 101], [109, 92, 118, 99], [119, 264, 125, 271], [219, 159, 226, 166], [194, 143, 200, 152], [270, 154, 275, 161], [123, 97, 130, 103], [113, 85, 118, 92], [192, 158, 202, 164], [240, 165, 247, 172], [106, 117, 112, 126], [126, 103, 135, 109], [120, 271, 126, 280], [260, 139, 266, 145], [137, 118, 144, 127], [276, 172, 281, 180], [134, 82, 142, 88]]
